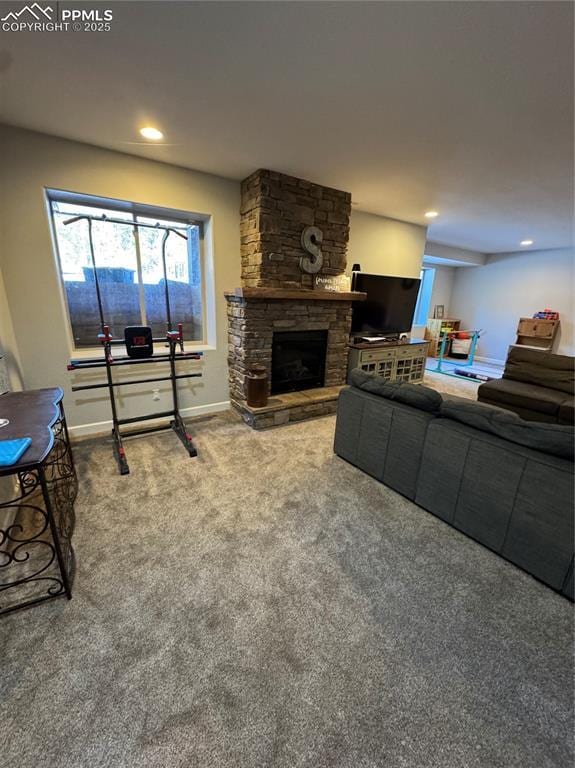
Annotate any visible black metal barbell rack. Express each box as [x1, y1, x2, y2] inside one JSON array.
[[65, 213, 203, 475]]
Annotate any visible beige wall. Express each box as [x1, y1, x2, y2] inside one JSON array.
[[0, 125, 240, 432], [0, 264, 23, 390], [411, 262, 457, 338], [428, 265, 456, 319], [0, 126, 429, 433], [347, 210, 427, 279], [449, 248, 574, 363]]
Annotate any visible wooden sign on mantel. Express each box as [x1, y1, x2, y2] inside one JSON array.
[[313, 274, 352, 292]]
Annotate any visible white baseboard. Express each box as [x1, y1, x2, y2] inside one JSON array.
[[68, 400, 231, 439], [474, 355, 505, 367]]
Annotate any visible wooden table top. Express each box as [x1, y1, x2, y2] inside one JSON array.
[[349, 338, 430, 350], [0, 387, 64, 470]]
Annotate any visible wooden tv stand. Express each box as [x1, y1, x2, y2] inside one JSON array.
[[347, 338, 429, 384]]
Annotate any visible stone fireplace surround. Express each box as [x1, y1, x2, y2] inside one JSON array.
[[226, 290, 357, 428], [225, 169, 365, 429]]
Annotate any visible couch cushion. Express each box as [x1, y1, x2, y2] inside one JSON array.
[[415, 417, 574, 593], [501, 462, 575, 591], [476, 397, 560, 424], [350, 368, 442, 413], [441, 398, 574, 460], [478, 377, 566, 416], [558, 398, 575, 426], [504, 347, 574, 395], [334, 386, 435, 499]]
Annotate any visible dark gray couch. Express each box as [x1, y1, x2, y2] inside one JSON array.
[[334, 369, 574, 600], [478, 346, 574, 424]]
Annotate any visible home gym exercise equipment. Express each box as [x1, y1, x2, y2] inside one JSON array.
[[452, 368, 493, 382], [428, 329, 492, 382], [65, 213, 203, 475]]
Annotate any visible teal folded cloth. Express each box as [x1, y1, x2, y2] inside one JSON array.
[[0, 437, 32, 466]]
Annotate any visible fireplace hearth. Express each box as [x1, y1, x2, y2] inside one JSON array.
[[271, 330, 328, 394]]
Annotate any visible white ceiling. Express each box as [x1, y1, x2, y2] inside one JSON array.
[[0, 1, 572, 253]]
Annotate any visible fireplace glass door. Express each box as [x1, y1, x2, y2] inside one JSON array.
[[271, 330, 328, 394]]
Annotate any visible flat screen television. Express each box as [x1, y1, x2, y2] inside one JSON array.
[[351, 273, 421, 336]]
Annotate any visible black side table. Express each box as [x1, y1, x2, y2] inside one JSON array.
[[0, 388, 77, 615]]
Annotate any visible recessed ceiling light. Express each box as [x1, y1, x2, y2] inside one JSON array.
[[520, 239, 534, 246], [425, 211, 439, 219], [140, 127, 164, 141]]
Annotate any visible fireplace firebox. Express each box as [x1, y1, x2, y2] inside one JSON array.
[[271, 330, 328, 394]]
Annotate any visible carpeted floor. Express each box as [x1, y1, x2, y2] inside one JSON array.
[[1, 408, 573, 768], [423, 367, 500, 400]]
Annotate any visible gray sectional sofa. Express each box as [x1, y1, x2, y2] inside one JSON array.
[[478, 346, 574, 424], [334, 369, 574, 600]]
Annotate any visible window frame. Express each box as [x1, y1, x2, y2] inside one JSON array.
[[46, 188, 215, 356], [413, 267, 436, 326]]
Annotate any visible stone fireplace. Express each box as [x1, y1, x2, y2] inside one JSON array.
[[225, 169, 365, 428]]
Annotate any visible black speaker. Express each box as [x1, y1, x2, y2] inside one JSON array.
[[124, 326, 154, 358]]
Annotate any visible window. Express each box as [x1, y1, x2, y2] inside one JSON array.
[[413, 268, 435, 326], [48, 192, 205, 348]]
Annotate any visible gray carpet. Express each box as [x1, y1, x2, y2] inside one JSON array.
[[1, 411, 573, 768]]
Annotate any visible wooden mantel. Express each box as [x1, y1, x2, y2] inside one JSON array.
[[225, 287, 367, 302]]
